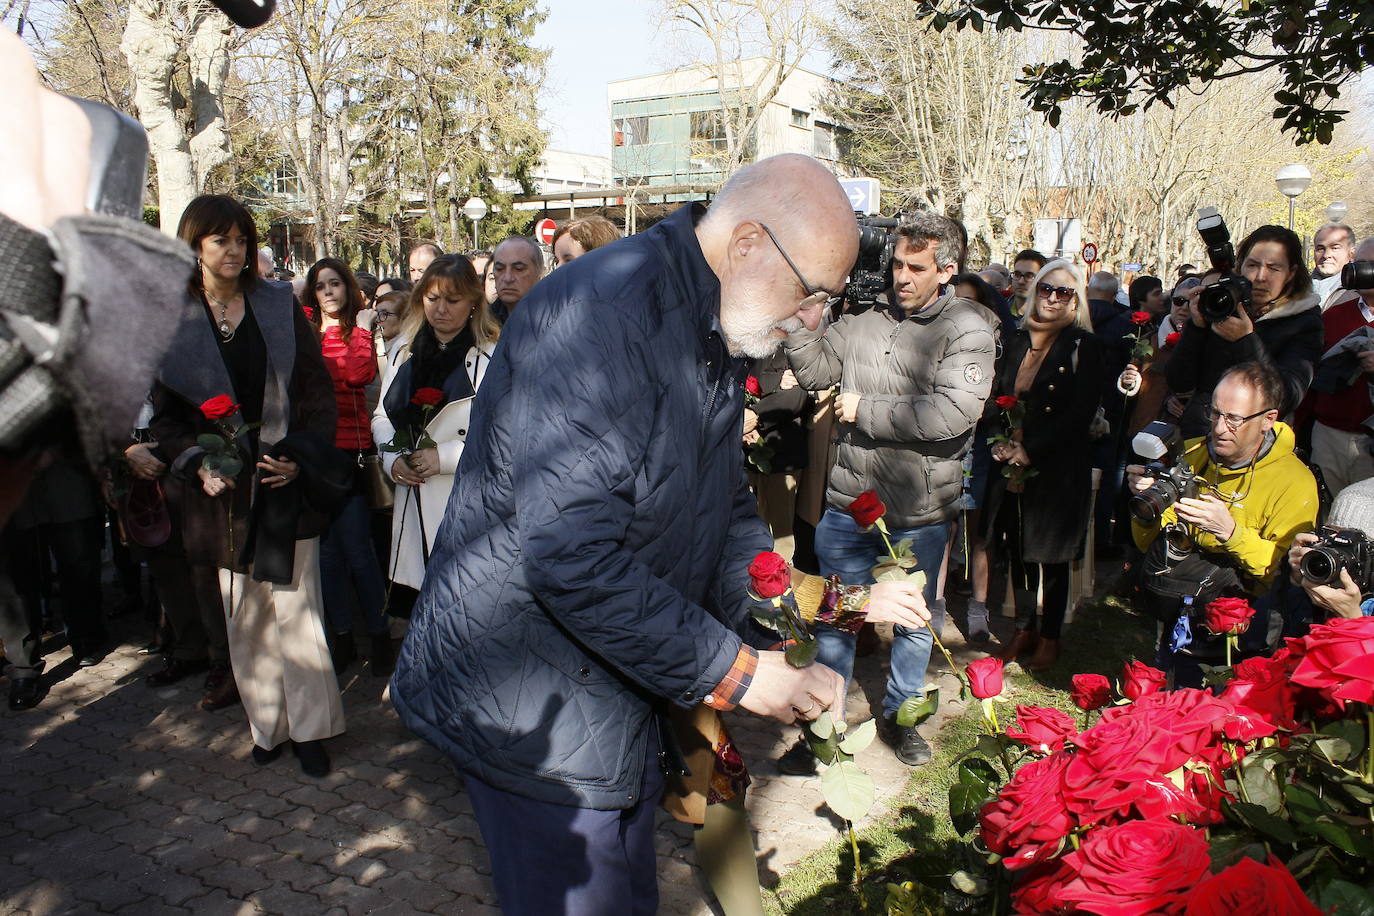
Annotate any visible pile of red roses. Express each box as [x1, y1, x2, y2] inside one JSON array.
[[963, 615, 1374, 914]]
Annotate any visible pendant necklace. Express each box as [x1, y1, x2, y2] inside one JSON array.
[[205, 290, 237, 342]]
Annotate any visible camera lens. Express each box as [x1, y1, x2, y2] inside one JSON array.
[[1342, 261, 1374, 291], [1300, 548, 1338, 586], [1130, 477, 1181, 524], [1197, 285, 1236, 323]]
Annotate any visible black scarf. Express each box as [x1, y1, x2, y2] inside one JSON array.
[[397, 322, 474, 430]]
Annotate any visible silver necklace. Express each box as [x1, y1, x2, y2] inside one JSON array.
[[205, 290, 238, 342]]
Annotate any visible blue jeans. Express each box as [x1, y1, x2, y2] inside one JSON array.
[[319, 488, 389, 635], [814, 508, 949, 718]]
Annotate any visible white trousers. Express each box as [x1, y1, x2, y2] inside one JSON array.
[[220, 537, 346, 749]]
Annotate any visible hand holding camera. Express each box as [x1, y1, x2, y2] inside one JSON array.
[[1289, 530, 1369, 618]]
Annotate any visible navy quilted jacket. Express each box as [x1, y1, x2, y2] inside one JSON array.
[[389, 204, 774, 809]]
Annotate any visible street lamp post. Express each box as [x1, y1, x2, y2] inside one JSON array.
[[1274, 163, 1312, 231], [1326, 201, 1349, 225], [461, 197, 488, 250]]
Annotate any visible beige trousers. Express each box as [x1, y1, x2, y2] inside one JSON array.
[[219, 537, 345, 749]]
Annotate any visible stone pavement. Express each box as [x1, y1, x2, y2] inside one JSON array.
[[1, 609, 990, 916]]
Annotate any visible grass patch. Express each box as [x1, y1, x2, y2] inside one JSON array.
[[764, 596, 1156, 915]]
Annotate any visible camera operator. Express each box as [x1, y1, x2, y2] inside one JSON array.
[[1126, 361, 1318, 684], [1166, 225, 1323, 439], [1287, 477, 1374, 619]]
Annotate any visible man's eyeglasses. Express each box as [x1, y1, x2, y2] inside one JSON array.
[[1206, 406, 1274, 431], [1012, 270, 1037, 281], [376, 310, 398, 320], [1171, 296, 1189, 308], [1036, 282, 1075, 304], [759, 223, 842, 311]]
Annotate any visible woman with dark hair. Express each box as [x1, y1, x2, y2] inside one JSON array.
[[1166, 225, 1322, 438], [373, 255, 500, 593], [304, 258, 392, 675], [150, 195, 347, 776]]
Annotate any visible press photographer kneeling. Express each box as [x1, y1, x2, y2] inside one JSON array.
[[1126, 361, 1318, 686], [1287, 477, 1374, 619]]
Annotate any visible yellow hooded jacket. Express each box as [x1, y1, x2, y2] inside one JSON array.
[[1131, 421, 1318, 595]]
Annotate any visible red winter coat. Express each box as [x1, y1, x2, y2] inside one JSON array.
[[321, 324, 377, 449]]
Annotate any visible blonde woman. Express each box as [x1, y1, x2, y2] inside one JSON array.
[[372, 255, 499, 591], [980, 258, 1104, 671]]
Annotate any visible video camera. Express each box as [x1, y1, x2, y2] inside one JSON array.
[[1342, 261, 1374, 291], [1129, 421, 1207, 524], [1194, 208, 1253, 323], [1300, 526, 1374, 597], [845, 216, 900, 312]]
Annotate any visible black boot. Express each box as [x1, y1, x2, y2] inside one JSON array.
[[292, 740, 331, 777], [329, 632, 356, 674], [369, 633, 394, 678], [147, 656, 210, 686]]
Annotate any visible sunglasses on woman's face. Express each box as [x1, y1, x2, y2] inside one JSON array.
[[1171, 296, 1189, 308], [1036, 282, 1075, 304]]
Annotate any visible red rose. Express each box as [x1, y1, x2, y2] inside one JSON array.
[[411, 387, 445, 408], [1120, 660, 1167, 702], [1130, 310, 1151, 324], [1203, 596, 1255, 636], [1063, 689, 1232, 826], [1183, 855, 1324, 916], [1290, 616, 1374, 709], [1054, 819, 1211, 915], [199, 394, 239, 420], [845, 490, 886, 529], [1005, 705, 1077, 755], [747, 551, 791, 599], [1165, 331, 1182, 347], [1070, 673, 1113, 711], [1219, 653, 1303, 740], [995, 395, 1019, 409], [978, 752, 1076, 871], [1011, 860, 1075, 914], [966, 656, 1004, 699], [744, 375, 762, 397]]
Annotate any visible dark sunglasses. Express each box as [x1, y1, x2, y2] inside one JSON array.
[[1171, 296, 1189, 308], [1036, 282, 1075, 304]]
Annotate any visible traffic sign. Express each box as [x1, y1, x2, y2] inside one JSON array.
[[1123, 262, 1143, 272], [535, 218, 557, 246], [1081, 242, 1099, 264], [839, 178, 880, 215]]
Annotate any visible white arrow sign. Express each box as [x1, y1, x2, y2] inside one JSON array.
[[839, 178, 880, 216]]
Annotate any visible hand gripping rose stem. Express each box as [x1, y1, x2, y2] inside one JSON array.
[[875, 517, 965, 690]]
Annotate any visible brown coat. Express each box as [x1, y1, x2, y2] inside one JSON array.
[[150, 281, 337, 575]]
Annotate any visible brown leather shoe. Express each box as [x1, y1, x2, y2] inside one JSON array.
[[1025, 637, 1060, 672], [200, 667, 240, 711], [997, 628, 1039, 664]]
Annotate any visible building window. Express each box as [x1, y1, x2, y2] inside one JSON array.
[[790, 108, 809, 129], [268, 162, 301, 197], [813, 121, 837, 160], [614, 116, 649, 147]]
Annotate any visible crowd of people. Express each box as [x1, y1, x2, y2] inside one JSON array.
[[3, 146, 1373, 914]]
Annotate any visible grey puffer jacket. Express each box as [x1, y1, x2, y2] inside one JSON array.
[[785, 293, 996, 527]]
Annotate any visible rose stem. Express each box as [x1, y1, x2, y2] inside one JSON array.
[[848, 821, 866, 912], [877, 519, 965, 690]]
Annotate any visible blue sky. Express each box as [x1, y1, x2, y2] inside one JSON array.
[[535, 1, 669, 158]]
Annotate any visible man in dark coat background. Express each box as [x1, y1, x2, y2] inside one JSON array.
[[389, 154, 932, 914]]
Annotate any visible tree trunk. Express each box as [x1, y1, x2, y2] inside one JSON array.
[[185, 6, 234, 188], [121, 0, 196, 234]]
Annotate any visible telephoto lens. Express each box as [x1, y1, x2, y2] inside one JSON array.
[[1197, 275, 1252, 323], [1341, 261, 1374, 291]]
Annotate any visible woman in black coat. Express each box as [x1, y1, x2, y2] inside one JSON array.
[[981, 258, 1104, 671]]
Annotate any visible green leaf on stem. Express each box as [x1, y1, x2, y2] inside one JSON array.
[[838, 718, 877, 756], [896, 689, 939, 728], [219, 457, 242, 477], [1314, 879, 1374, 916], [949, 870, 989, 896], [821, 758, 876, 822], [1240, 759, 1283, 814], [1226, 801, 1302, 845], [808, 711, 841, 765], [203, 454, 222, 471], [1284, 783, 1327, 824], [785, 638, 819, 668], [197, 433, 224, 451]]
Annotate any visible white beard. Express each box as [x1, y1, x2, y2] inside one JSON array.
[[722, 310, 804, 360]]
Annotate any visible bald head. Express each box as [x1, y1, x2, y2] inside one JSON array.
[[697, 154, 858, 358]]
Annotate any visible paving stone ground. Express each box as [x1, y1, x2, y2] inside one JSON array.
[[1, 591, 1011, 916]]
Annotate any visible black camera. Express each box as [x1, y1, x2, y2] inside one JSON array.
[[845, 216, 899, 312], [1194, 208, 1252, 323], [1300, 526, 1374, 596], [1342, 261, 1374, 291], [1129, 421, 1205, 524]]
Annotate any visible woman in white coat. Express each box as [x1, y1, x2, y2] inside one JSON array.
[[372, 255, 498, 591]]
